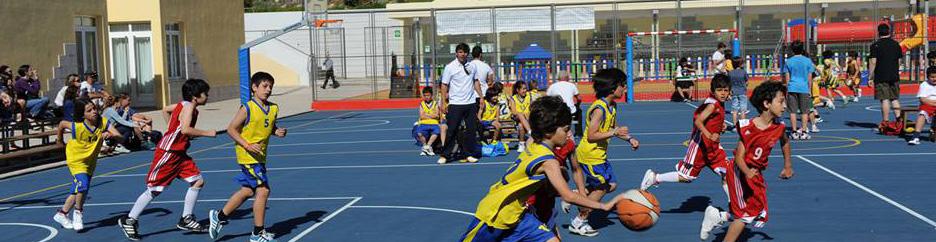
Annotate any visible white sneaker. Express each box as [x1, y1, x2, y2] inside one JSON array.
[[425, 148, 435, 156], [114, 145, 131, 154], [811, 124, 820, 133], [640, 169, 657, 190], [465, 156, 479, 163], [909, 137, 921, 145], [790, 132, 801, 140], [568, 220, 598, 237], [816, 117, 825, 123], [561, 199, 572, 214], [700, 206, 724, 240], [853, 96, 859, 102], [517, 143, 526, 153], [436, 157, 447, 164], [826, 101, 836, 110], [800, 131, 812, 140], [72, 210, 84, 231], [419, 145, 429, 156], [53, 212, 73, 229]]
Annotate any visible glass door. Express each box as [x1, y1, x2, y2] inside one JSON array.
[[109, 23, 155, 107]]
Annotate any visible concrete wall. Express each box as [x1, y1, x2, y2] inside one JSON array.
[[0, 0, 109, 96]]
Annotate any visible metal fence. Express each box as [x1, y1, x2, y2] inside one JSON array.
[[289, 0, 933, 101]]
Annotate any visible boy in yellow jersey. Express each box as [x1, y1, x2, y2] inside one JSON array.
[[510, 80, 533, 152], [416, 87, 441, 156], [460, 96, 627, 242], [478, 84, 502, 142], [52, 98, 123, 231], [209, 72, 287, 242], [569, 68, 640, 237]]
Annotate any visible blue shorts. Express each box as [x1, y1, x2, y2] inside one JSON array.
[[415, 124, 441, 137], [480, 121, 495, 130], [729, 95, 751, 114], [234, 163, 269, 188], [71, 173, 91, 194], [581, 162, 617, 191], [460, 212, 554, 242]]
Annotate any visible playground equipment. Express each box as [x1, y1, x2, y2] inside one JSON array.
[[787, 14, 935, 52]]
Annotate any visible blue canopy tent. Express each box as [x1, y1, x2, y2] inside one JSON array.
[[514, 44, 552, 90]]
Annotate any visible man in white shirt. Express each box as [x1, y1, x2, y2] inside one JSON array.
[[710, 42, 727, 74], [79, 72, 110, 104], [467, 46, 495, 97], [54, 74, 81, 107], [438, 43, 482, 164], [908, 66, 936, 145], [547, 71, 581, 136]]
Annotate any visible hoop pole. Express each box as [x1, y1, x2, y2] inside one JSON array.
[[733, 37, 741, 57], [626, 35, 634, 104]]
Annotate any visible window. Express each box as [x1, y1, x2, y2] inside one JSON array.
[[165, 23, 185, 79], [75, 16, 98, 74]]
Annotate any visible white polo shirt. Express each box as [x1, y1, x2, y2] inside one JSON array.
[[546, 81, 579, 113], [468, 59, 493, 96], [441, 58, 477, 105]]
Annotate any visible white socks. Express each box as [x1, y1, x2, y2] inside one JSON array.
[[128, 191, 155, 219], [655, 172, 681, 183], [183, 187, 200, 217]]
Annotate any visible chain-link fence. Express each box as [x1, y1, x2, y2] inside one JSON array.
[[265, 0, 930, 101]]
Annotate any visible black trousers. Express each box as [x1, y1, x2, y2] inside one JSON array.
[[321, 70, 338, 88], [442, 103, 479, 158]]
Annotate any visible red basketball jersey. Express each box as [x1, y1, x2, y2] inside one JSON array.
[[158, 101, 199, 152], [735, 118, 785, 170], [693, 97, 726, 136]]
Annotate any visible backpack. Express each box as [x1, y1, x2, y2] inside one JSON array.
[[879, 120, 904, 136], [481, 141, 509, 157]]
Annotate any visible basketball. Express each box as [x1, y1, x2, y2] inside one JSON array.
[[616, 189, 661, 231]]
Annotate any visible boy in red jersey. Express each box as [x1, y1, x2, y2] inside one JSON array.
[[640, 74, 732, 202], [699, 81, 795, 241], [118, 79, 217, 240]]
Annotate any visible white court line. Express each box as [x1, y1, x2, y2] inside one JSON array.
[[290, 127, 412, 135], [288, 197, 361, 242], [0, 197, 360, 211], [796, 155, 936, 229], [350, 205, 473, 216], [195, 150, 417, 161], [630, 128, 871, 136], [302, 119, 390, 131], [0, 223, 57, 242], [101, 162, 514, 178], [210, 139, 415, 149]]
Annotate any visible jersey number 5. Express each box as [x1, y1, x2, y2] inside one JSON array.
[[264, 119, 270, 128]]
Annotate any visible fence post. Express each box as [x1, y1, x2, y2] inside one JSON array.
[[626, 35, 634, 103]]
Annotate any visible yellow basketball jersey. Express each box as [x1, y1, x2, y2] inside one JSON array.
[[512, 94, 531, 116], [473, 142, 555, 229], [576, 98, 616, 165], [481, 100, 498, 122], [418, 101, 440, 125], [236, 100, 279, 164], [65, 117, 109, 174]]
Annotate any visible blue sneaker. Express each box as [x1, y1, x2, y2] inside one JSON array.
[[250, 230, 277, 242], [208, 210, 225, 240]]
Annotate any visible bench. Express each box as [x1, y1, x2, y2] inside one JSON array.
[[898, 106, 936, 141]]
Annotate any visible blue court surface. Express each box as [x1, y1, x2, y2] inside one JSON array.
[[2, 96, 936, 242]]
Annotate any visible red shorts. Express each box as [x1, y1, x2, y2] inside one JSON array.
[[146, 149, 202, 192], [676, 133, 728, 180], [553, 137, 576, 165], [920, 103, 936, 119], [726, 160, 768, 227]]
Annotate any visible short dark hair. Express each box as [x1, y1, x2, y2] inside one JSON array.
[[250, 71, 275, 89], [64, 85, 80, 101], [73, 97, 95, 122], [484, 84, 501, 101], [878, 23, 891, 37], [927, 66, 936, 76], [66, 74, 79, 83], [849, 51, 859, 58], [750, 81, 787, 114], [717, 42, 727, 49], [422, 86, 433, 94], [83, 71, 98, 80], [530, 96, 572, 141], [471, 45, 483, 59], [512, 80, 528, 96], [928, 51, 936, 60], [790, 40, 805, 55], [456, 43, 470, 53], [117, 92, 131, 101], [181, 78, 210, 102], [724, 49, 733, 59], [592, 68, 626, 98], [711, 74, 731, 92], [17, 65, 30, 77], [731, 56, 744, 68]]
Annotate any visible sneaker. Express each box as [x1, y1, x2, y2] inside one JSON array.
[[640, 169, 657, 190], [853, 96, 859, 102], [177, 214, 207, 232], [815, 117, 825, 123], [826, 100, 836, 110], [561, 199, 572, 214], [568, 221, 599, 237], [209, 210, 225, 239], [908, 137, 921, 145], [700, 206, 725, 240], [117, 216, 141, 241], [465, 156, 479, 163], [250, 230, 277, 242], [800, 131, 811, 140], [114, 145, 131, 154], [790, 131, 801, 140], [142, 141, 156, 151], [517, 143, 526, 153], [811, 124, 820, 133], [53, 211, 73, 229], [436, 157, 447, 164], [72, 210, 84, 231], [425, 148, 435, 156], [419, 146, 429, 156]]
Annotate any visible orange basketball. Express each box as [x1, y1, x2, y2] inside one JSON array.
[[615, 189, 661, 231]]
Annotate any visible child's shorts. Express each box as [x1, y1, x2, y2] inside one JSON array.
[[580, 162, 617, 191], [235, 163, 270, 188], [460, 212, 554, 242], [480, 120, 495, 130], [415, 124, 441, 137], [920, 103, 936, 121], [146, 150, 202, 192], [729, 95, 751, 115], [677, 132, 729, 180], [71, 173, 92, 194], [726, 161, 768, 228]]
